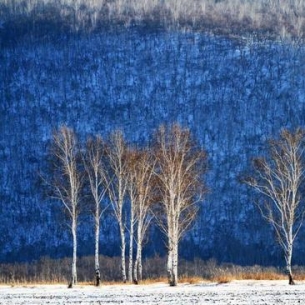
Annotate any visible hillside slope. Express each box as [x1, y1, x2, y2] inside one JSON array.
[[1, 30, 305, 265]]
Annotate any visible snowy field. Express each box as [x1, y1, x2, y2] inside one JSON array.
[[0, 281, 305, 305]]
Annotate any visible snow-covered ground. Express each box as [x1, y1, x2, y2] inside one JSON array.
[[0, 280, 304, 304]]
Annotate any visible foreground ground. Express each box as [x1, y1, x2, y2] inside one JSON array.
[[0, 280, 304, 304]]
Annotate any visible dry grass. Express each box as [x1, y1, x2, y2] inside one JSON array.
[[196, 261, 303, 283], [1, 256, 305, 285], [102, 276, 204, 285], [211, 272, 286, 284], [214, 275, 233, 284], [210, 269, 297, 283], [237, 271, 285, 281], [139, 277, 167, 285], [294, 274, 305, 281], [179, 276, 205, 284]]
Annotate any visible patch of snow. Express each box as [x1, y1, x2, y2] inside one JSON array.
[[0, 281, 304, 304]]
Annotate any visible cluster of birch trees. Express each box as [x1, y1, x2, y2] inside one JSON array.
[[50, 124, 305, 288], [49, 123, 208, 287]]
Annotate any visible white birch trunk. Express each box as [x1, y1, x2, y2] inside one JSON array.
[[244, 129, 305, 286], [286, 249, 294, 285], [167, 241, 178, 286], [71, 215, 77, 287], [138, 244, 143, 281], [172, 240, 178, 286], [134, 218, 143, 284], [105, 131, 129, 284], [119, 220, 127, 283], [154, 125, 207, 287], [137, 221, 143, 282], [52, 127, 82, 289], [94, 207, 101, 286], [133, 258, 138, 284], [137, 202, 144, 283], [286, 228, 295, 285], [133, 247, 141, 284], [167, 247, 173, 284], [128, 205, 134, 283]]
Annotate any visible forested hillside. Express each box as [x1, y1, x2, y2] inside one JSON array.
[[1, 0, 305, 267], [1, 0, 305, 41]]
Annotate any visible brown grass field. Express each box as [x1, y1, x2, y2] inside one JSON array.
[[1, 255, 305, 285]]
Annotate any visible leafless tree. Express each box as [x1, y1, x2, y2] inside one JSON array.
[[122, 146, 136, 284], [51, 126, 83, 287], [104, 130, 129, 283], [153, 124, 208, 286], [83, 135, 108, 286], [127, 147, 156, 284], [243, 128, 305, 285], [126, 154, 136, 283]]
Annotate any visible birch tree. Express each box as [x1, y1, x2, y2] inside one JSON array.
[[153, 124, 208, 286], [126, 157, 136, 283], [127, 147, 155, 284], [243, 128, 305, 285], [83, 135, 108, 286], [104, 130, 129, 283], [51, 126, 83, 287]]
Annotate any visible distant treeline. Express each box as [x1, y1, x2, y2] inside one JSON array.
[[0, 0, 305, 43]]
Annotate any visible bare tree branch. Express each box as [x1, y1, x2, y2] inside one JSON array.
[[126, 146, 156, 283], [243, 128, 305, 285], [153, 124, 208, 286], [103, 130, 129, 283], [82, 135, 109, 286], [50, 125, 83, 287]]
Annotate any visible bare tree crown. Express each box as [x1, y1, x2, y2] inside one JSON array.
[[244, 128, 305, 285]]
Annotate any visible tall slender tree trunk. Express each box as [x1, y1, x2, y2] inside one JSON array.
[[167, 247, 174, 286], [133, 253, 139, 284], [167, 236, 178, 286], [154, 124, 207, 287], [119, 220, 127, 283], [172, 241, 178, 286], [138, 244, 143, 281], [52, 126, 82, 289], [167, 203, 178, 286], [94, 209, 101, 286], [286, 242, 295, 285], [70, 216, 77, 287], [128, 205, 134, 283], [133, 221, 143, 284]]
